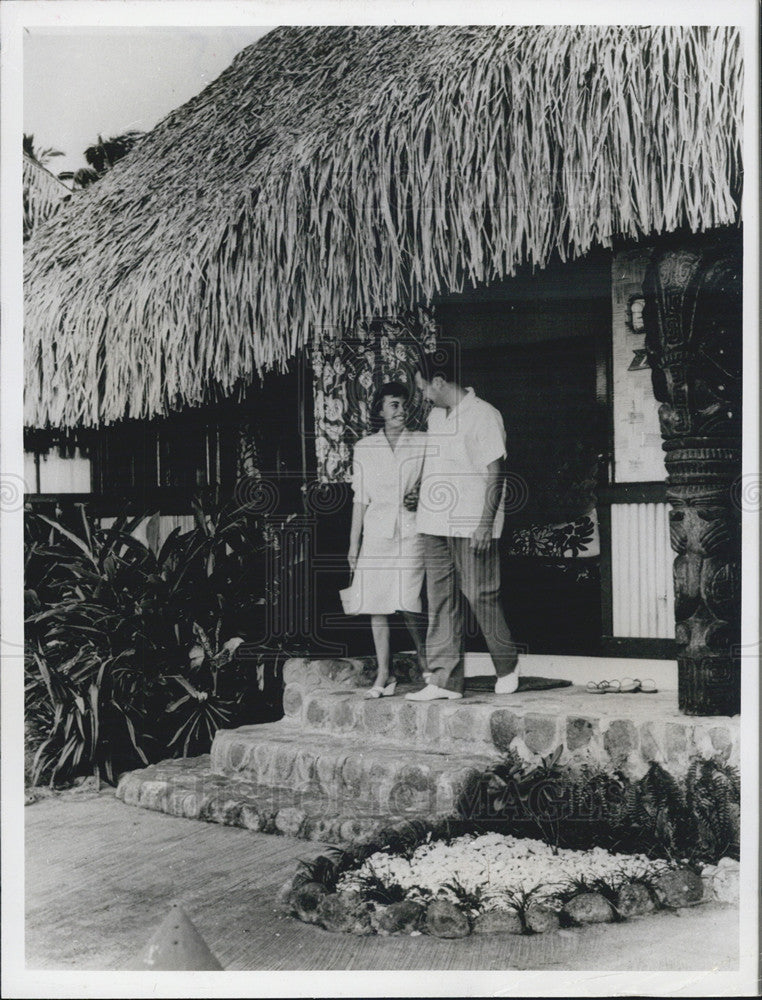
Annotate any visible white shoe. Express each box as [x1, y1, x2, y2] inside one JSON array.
[[494, 670, 520, 695], [364, 680, 397, 699], [405, 684, 462, 702]]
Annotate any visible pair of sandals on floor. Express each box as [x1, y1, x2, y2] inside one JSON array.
[[586, 678, 658, 694]]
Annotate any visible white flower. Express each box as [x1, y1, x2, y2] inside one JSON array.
[[188, 645, 205, 668], [325, 398, 343, 422], [336, 833, 676, 911]]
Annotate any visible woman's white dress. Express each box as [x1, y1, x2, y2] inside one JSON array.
[[341, 429, 427, 615]]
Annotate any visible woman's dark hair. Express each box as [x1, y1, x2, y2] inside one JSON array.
[[370, 380, 410, 428]]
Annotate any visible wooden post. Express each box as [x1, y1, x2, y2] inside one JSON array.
[[643, 241, 742, 716]]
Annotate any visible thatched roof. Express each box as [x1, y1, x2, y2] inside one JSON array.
[[23, 153, 70, 242], [24, 25, 743, 429]]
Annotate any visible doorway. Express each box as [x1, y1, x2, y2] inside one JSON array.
[[436, 256, 611, 655]]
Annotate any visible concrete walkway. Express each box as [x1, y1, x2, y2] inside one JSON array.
[[25, 791, 740, 972]]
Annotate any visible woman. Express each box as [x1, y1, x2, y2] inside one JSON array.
[[342, 381, 428, 698]]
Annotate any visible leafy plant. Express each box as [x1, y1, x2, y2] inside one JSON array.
[[164, 627, 257, 756], [293, 847, 354, 893], [25, 505, 177, 784], [556, 874, 628, 921], [25, 497, 303, 786], [353, 864, 410, 905], [619, 762, 688, 861], [291, 819, 456, 899], [165, 665, 235, 757], [499, 884, 552, 932], [441, 876, 485, 916], [684, 756, 740, 862], [472, 746, 588, 852], [463, 748, 740, 866]]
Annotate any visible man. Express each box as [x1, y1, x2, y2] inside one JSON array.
[[405, 346, 519, 701]]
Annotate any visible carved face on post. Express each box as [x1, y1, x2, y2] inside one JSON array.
[[644, 249, 741, 443], [642, 240, 742, 717]]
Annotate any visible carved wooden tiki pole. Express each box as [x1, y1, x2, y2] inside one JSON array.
[[643, 242, 742, 716]]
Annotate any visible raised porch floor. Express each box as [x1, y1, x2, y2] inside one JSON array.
[[117, 654, 739, 844]]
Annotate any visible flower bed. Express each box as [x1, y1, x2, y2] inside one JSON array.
[[282, 749, 740, 937], [283, 829, 736, 937], [337, 833, 672, 911]]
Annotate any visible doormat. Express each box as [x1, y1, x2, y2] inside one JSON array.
[[465, 675, 573, 692]]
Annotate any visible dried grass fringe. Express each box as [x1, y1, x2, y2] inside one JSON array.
[[24, 25, 743, 428], [23, 154, 69, 243]]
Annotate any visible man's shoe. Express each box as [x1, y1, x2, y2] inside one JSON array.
[[405, 684, 463, 702], [494, 670, 520, 695]]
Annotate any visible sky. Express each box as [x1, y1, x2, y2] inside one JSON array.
[[24, 26, 272, 175]]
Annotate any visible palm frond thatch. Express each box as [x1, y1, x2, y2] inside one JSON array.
[[23, 153, 70, 242], [24, 25, 743, 428]]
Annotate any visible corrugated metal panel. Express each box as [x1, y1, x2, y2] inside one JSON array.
[[611, 502, 674, 638]]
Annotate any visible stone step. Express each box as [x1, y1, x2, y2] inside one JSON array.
[[116, 657, 740, 844], [279, 657, 740, 778], [115, 755, 448, 845], [210, 724, 492, 815]]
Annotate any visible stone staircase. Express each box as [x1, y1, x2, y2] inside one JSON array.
[[116, 655, 740, 845]]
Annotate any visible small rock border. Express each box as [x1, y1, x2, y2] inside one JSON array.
[[280, 859, 739, 937]]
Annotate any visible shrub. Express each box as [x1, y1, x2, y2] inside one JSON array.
[[25, 506, 177, 784], [684, 756, 740, 861], [464, 748, 739, 866], [465, 747, 630, 854], [24, 499, 304, 786]]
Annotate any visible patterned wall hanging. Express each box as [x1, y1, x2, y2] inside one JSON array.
[[312, 308, 438, 483]]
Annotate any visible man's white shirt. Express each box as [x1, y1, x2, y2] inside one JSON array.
[[416, 388, 507, 538]]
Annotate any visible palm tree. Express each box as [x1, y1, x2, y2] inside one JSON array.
[[58, 130, 145, 189], [23, 133, 65, 168], [22, 139, 71, 241]]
